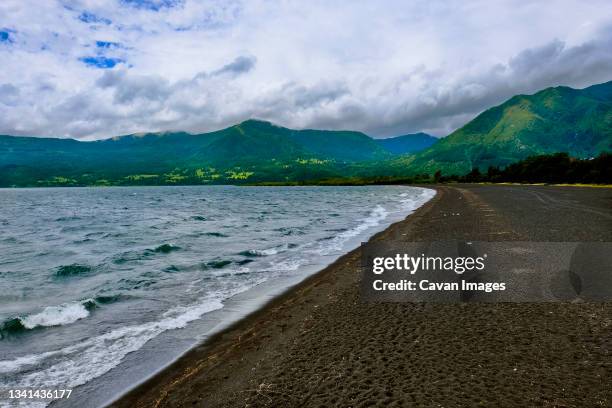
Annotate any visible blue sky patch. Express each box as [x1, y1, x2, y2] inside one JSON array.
[[120, 0, 183, 11], [0, 30, 13, 43], [96, 41, 121, 49], [78, 11, 112, 25], [80, 56, 124, 69]]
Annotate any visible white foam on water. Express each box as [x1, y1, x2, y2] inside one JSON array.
[[268, 257, 305, 272], [251, 248, 278, 256], [0, 296, 226, 406], [210, 266, 251, 277], [0, 349, 65, 375], [310, 204, 389, 255], [308, 187, 435, 256], [20, 301, 91, 329], [249, 242, 293, 256]]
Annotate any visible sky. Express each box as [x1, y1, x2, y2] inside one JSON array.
[[1, 0, 611, 140]]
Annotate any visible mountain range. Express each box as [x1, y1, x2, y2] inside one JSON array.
[[0, 80, 610, 186], [403, 80, 612, 175], [375, 133, 437, 155]]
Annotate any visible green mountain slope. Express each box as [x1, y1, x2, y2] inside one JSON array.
[[197, 121, 307, 165], [404, 81, 612, 175], [0, 120, 391, 186], [287, 128, 389, 161], [376, 133, 438, 154]]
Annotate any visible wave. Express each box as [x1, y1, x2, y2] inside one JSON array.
[[210, 267, 252, 278], [239, 243, 297, 257], [274, 227, 305, 236], [55, 263, 93, 278], [115, 243, 182, 263], [55, 215, 82, 222], [19, 301, 91, 330], [268, 258, 304, 272], [0, 296, 225, 394], [165, 260, 236, 272], [310, 204, 389, 255], [203, 259, 232, 269], [0, 295, 129, 339], [0, 317, 27, 336], [94, 294, 125, 305], [118, 277, 157, 290], [152, 243, 181, 253], [310, 189, 434, 256], [253, 247, 281, 256], [72, 238, 95, 244], [310, 189, 433, 257], [203, 232, 228, 238], [0, 301, 92, 338], [402, 188, 436, 209], [2, 237, 19, 244], [238, 249, 265, 257]]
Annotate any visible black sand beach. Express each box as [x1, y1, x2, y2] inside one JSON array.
[[111, 185, 612, 407]]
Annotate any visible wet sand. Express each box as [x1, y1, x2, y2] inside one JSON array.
[[111, 185, 612, 408]]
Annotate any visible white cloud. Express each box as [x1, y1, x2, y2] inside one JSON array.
[[0, 0, 611, 139]]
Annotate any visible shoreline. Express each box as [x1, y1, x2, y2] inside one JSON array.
[[111, 184, 612, 407], [107, 188, 442, 407]]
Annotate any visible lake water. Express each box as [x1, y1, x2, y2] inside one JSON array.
[[0, 185, 434, 407]]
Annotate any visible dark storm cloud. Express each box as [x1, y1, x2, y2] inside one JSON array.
[[212, 55, 256, 77], [96, 70, 172, 103], [93, 55, 255, 109]]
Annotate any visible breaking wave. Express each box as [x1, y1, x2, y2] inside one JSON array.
[[1, 301, 92, 338], [0, 297, 225, 394]]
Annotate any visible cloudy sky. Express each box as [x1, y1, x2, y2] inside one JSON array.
[[1, 0, 611, 139]]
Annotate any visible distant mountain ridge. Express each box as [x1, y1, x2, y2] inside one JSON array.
[[376, 133, 438, 154], [0, 120, 399, 186], [0, 80, 611, 186]]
